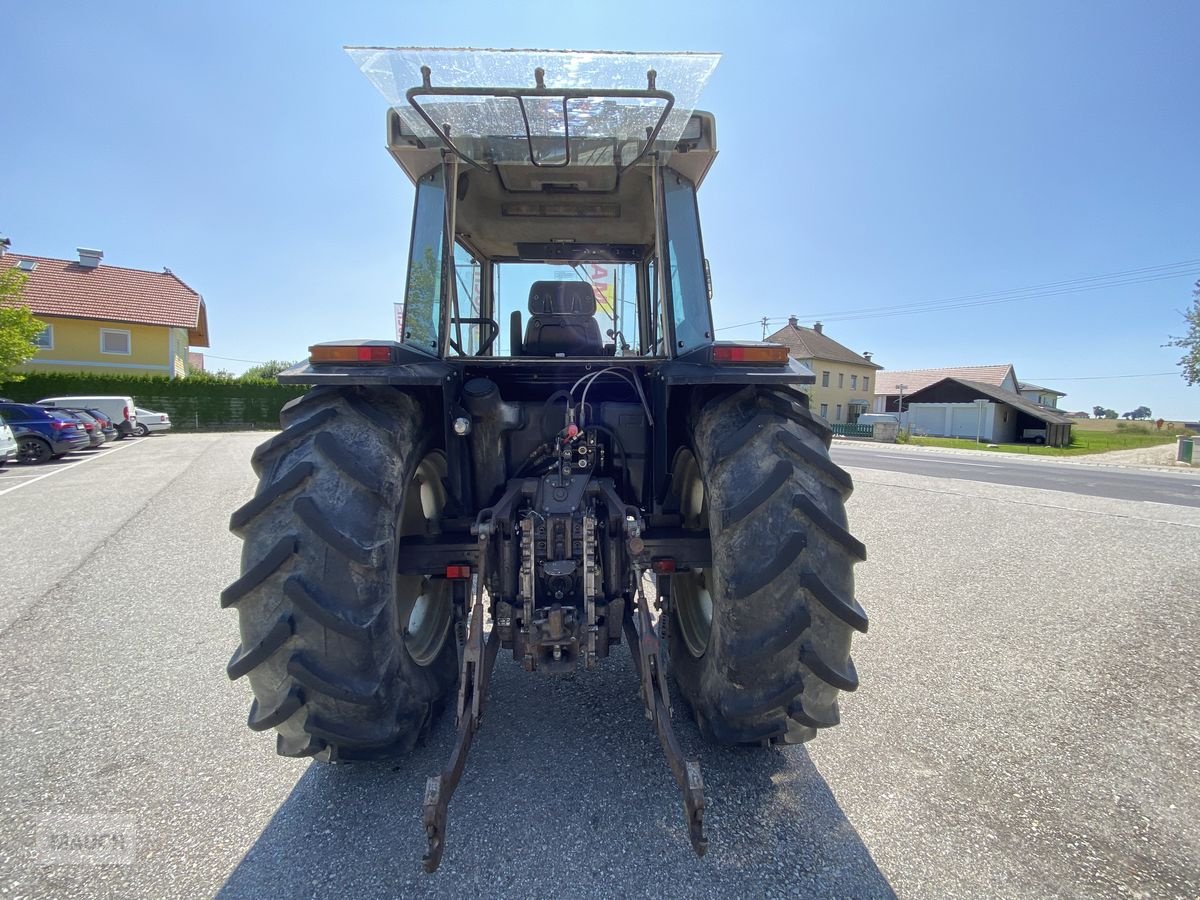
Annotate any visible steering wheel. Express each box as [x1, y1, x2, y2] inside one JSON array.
[[449, 317, 500, 356]]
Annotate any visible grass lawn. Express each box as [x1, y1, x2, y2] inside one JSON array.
[[908, 425, 1189, 457]]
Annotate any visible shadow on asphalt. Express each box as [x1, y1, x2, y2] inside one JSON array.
[[218, 647, 894, 898]]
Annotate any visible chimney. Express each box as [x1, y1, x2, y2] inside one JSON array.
[[863, 351, 873, 362], [813, 321, 823, 334], [77, 247, 103, 269], [788, 315, 798, 328], [0, 237, 10, 257]]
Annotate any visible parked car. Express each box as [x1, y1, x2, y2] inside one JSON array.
[[36, 395, 137, 438], [0, 402, 90, 463], [83, 408, 117, 442], [46, 408, 106, 448], [0, 414, 17, 468], [133, 407, 172, 436]]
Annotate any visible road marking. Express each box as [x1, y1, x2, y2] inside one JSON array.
[[944, 461, 1003, 468], [0, 440, 144, 498]]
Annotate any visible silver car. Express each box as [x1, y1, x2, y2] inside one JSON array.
[[0, 416, 16, 467], [134, 408, 172, 436]]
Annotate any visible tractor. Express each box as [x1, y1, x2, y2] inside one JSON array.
[[221, 47, 868, 871]]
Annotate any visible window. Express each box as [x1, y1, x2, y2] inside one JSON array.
[[33, 325, 53, 350], [863, 377, 869, 392], [836, 403, 843, 421], [662, 170, 712, 354], [819, 403, 829, 419], [821, 371, 830, 387], [100, 328, 131, 355], [838, 373, 844, 389], [850, 374, 858, 390], [402, 166, 447, 352]]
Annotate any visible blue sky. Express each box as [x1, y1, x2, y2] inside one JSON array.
[[2, 1, 1197, 417]]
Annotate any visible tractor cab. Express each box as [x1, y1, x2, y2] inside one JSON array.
[[348, 46, 722, 363]]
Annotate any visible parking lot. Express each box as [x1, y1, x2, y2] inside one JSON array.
[[0, 433, 1197, 898]]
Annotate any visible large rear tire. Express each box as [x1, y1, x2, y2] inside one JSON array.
[[221, 386, 458, 760], [667, 386, 869, 745]]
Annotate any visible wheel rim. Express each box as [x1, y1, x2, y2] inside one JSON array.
[[672, 450, 713, 658], [19, 439, 48, 463], [395, 452, 453, 667]]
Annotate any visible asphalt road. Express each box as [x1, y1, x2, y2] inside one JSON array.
[[831, 442, 1200, 508], [1, 434, 1197, 898]]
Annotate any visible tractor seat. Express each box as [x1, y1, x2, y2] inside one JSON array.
[[523, 281, 603, 357]]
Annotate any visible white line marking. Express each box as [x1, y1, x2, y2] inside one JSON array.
[[0, 440, 144, 498], [943, 461, 1003, 468]]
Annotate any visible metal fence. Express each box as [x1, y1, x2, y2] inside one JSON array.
[[831, 423, 875, 438]]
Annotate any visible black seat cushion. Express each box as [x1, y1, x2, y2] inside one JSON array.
[[524, 281, 603, 356]]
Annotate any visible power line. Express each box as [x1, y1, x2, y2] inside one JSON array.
[[1025, 372, 1179, 381], [716, 258, 1199, 331], [202, 353, 269, 364]]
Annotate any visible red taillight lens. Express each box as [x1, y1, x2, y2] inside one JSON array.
[[652, 558, 677, 574], [711, 344, 790, 365], [309, 343, 396, 365], [51, 420, 65, 431], [445, 565, 471, 580], [123, 406, 130, 421]]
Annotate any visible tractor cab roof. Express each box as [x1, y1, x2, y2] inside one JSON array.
[[348, 47, 721, 191]]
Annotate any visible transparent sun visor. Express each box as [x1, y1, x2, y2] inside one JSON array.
[[346, 47, 720, 166]]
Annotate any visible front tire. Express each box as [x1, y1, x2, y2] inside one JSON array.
[[667, 387, 868, 745], [135, 424, 149, 437], [221, 386, 459, 760]]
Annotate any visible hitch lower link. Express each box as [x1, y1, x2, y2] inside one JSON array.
[[624, 528, 708, 859], [419, 519, 708, 873]]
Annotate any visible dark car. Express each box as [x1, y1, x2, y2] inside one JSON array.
[[83, 408, 117, 442], [43, 407, 106, 449], [0, 402, 90, 464]]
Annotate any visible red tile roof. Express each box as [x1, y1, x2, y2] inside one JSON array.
[[765, 323, 882, 369], [0, 253, 209, 347], [874, 364, 1014, 395]]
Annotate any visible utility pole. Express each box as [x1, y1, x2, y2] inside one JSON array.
[[761, 317, 769, 341], [896, 384, 907, 427]]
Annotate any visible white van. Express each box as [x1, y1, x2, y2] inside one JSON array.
[[37, 396, 138, 438]]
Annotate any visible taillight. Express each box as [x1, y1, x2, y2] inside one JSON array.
[[445, 565, 471, 580], [310, 342, 396, 365], [123, 406, 130, 421], [711, 344, 790, 365]]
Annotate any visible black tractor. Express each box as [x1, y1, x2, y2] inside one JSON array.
[[221, 47, 868, 871]]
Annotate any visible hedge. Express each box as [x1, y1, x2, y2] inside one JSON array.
[[0, 372, 308, 431]]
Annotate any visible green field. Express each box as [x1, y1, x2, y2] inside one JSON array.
[[907, 421, 1191, 457]]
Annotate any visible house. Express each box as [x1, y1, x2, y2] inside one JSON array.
[[1017, 381, 1067, 409], [873, 364, 1018, 413], [899, 377, 1074, 447], [766, 317, 881, 424], [0, 242, 209, 378]]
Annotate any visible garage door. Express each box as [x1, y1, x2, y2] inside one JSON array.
[[912, 407, 944, 435], [950, 407, 979, 437]]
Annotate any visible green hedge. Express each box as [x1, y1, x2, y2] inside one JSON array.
[[0, 372, 307, 430]]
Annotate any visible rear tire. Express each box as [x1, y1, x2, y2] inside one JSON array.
[[221, 386, 459, 760], [667, 386, 868, 745], [135, 424, 149, 437]]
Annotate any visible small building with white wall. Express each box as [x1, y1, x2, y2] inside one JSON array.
[[901, 377, 1074, 446]]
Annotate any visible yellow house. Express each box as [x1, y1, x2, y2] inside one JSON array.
[[767, 317, 882, 424], [1, 245, 209, 378]]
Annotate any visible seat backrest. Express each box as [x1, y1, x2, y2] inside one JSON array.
[[523, 281, 603, 356]]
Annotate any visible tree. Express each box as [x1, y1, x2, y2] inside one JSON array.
[[1166, 278, 1200, 386], [1133, 406, 1152, 420], [1104, 409, 1118, 419], [240, 360, 296, 381], [1092, 405, 1106, 418], [0, 269, 48, 383]]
